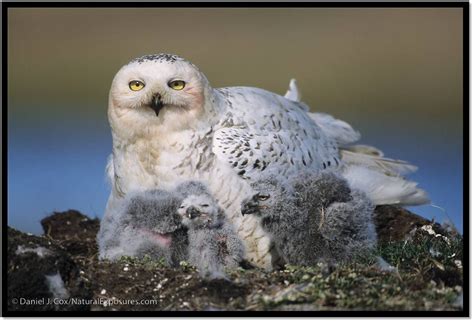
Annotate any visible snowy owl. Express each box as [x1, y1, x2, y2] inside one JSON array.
[[99, 53, 429, 269], [97, 188, 188, 265], [178, 191, 245, 279], [241, 171, 376, 266]]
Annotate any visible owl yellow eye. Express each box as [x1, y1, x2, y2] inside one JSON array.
[[168, 80, 185, 90], [129, 80, 145, 91]]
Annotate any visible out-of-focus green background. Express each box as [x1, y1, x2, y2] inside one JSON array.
[[8, 8, 464, 233]]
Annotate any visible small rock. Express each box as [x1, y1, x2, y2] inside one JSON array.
[[7, 227, 92, 311], [452, 292, 463, 309], [376, 257, 398, 273], [454, 260, 463, 269], [263, 283, 314, 305]]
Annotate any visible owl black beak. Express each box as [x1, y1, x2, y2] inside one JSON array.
[[241, 198, 259, 216], [150, 93, 164, 116], [186, 206, 201, 219]]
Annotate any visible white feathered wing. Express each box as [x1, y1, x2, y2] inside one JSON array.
[[285, 79, 429, 206]]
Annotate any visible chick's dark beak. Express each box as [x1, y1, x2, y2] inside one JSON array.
[[241, 198, 259, 216], [186, 206, 201, 219], [150, 93, 163, 116]]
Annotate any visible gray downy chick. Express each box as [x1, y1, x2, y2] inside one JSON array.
[[178, 187, 245, 280], [241, 174, 320, 266], [290, 171, 377, 260], [317, 189, 377, 260], [121, 189, 188, 266], [241, 171, 376, 266]]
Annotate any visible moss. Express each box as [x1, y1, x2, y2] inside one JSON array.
[[248, 225, 463, 311]]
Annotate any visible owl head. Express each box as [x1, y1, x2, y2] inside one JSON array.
[[178, 193, 224, 229], [241, 175, 293, 219], [108, 54, 215, 139]]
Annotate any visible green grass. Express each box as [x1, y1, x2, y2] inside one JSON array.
[[253, 225, 463, 310]]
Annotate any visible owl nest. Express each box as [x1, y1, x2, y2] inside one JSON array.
[[7, 208, 463, 312]]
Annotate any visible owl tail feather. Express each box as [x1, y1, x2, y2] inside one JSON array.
[[284, 78, 301, 102], [341, 165, 430, 206], [340, 147, 418, 176]]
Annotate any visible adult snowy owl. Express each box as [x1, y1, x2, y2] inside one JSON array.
[[98, 53, 429, 269]]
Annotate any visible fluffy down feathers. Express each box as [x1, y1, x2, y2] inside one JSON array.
[[319, 190, 377, 260], [98, 189, 188, 266], [242, 171, 376, 265], [178, 189, 245, 279]]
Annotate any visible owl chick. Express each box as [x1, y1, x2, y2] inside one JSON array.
[[120, 189, 188, 266], [314, 189, 377, 261], [177, 190, 245, 279], [241, 171, 376, 266]]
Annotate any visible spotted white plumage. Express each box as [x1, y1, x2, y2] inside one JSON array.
[[212, 86, 342, 180], [98, 54, 429, 269]]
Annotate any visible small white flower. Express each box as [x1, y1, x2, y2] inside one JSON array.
[[429, 248, 441, 257], [454, 260, 462, 269], [421, 225, 436, 235]]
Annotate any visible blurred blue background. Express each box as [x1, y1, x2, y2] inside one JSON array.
[[7, 8, 464, 234]]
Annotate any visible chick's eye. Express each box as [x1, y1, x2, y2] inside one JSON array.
[[258, 194, 270, 201], [200, 204, 209, 208], [168, 80, 185, 90], [129, 80, 145, 91]]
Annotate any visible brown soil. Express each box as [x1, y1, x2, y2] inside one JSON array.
[[7, 207, 463, 312]]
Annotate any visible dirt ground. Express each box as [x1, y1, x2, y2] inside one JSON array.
[[7, 207, 464, 312]]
